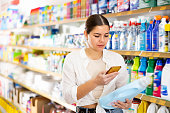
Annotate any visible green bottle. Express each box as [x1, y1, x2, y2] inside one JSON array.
[[146, 57, 156, 95], [131, 57, 140, 82]]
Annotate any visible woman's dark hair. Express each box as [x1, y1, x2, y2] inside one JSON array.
[[85, 14, 110, 34]]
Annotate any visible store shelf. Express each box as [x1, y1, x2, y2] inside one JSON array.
[[0, 58, 62, 78], [0, 73, 76, 112], [135, 94, 170, 107], [0, 5, 169, 31], [8, 45, 80, 51], [3, 45, 170, 58]]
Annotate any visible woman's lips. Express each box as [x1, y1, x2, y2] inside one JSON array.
[[97, 45, 105, 47]]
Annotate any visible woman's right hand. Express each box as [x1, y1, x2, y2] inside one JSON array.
[[93, 71, 119, 85]]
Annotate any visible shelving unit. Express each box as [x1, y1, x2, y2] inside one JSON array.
[[0, 73, 76, 112], [135, 94, 170, 107], [0, 58, 62, 78], [0, 5, 169, 32], [2, 45, 170, 58]]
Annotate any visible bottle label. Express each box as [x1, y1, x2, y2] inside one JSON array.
[[159, 26, 165, 52], [131, 71, 138, 82], [146, 73, 154, 84], [161, 85, 168, 96], [138, 71, 146, 79]]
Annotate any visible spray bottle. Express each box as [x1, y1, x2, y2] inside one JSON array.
[[152, 15, 162, 51], [146, 21, 154, 51]]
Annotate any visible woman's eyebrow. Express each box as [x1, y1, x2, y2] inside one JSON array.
[[93, 33, 101, 35]]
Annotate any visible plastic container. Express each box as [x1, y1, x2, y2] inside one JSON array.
[[157, 0, 170, 6], [152, 15, 162, 51], [146, 57, 155, 95], [137, 100, 149, 113], [161, 58, 170, 101], [131, 57, 140, 82], [99, 76, 151, 109], [164, 24, 170, 52], [130, 0, 139, 10], [153, 59, 163, 97], [146, 103, 158, 113], [157, 106, 169, 113], [139, 0, 157, 9], [159, 18, 168, 52], [138, 57, 147, 79], [139, 17, 147, 51], [146, 21, 154, 51], [126, 59, 133, 83]]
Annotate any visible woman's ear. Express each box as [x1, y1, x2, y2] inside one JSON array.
[[84, 30, 88, 40]]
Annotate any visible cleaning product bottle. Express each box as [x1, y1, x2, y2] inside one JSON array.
[[146, 21, 154, 51], [136, 18, 141, 51], [153, 59, 163, 97], [161, 58, 170, 101], [138, 57, 147, 79], [131, 20, 137, 50], [163, 16, 169, 23], [120, 22, 128, 50], [165, 24, 170, 52], [99, 76, 152, 109], [157, 106, 169, 113], [131, 57, 140, 82], [159, 17, 168, 52], [146, 103, 158, 113], [152, 15, 162, 51], [137, 100, 150, 113], [146, 57, 155, 95], [139, 17, 147, 51], [126, 59, 133, 83]]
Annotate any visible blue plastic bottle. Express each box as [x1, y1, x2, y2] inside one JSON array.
[[99, 77, 151, 109], [146, 21, 154, 51], [139, 18, 147, 51], [152, 15, 162, 51], [138, 57, 147, 79]]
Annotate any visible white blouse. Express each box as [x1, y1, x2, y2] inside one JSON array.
[[61, 48, 128, 113]]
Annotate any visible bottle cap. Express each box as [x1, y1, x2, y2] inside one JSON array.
[[150, 21, 153, 24], [154, 15, 162, 20], [163, 16, 169, 21], [166, 58, 170, 64]]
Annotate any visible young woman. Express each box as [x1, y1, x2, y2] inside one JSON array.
[[62, 14, 132, 113]]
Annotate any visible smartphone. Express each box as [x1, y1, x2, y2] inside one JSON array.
[[106, 66, 121, 74]]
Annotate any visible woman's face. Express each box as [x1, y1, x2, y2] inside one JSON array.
[[85, 25, 110, 52]]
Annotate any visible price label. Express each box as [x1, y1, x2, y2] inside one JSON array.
[[158, 100, 166, 105], [154, 53, 160, 57], [160, 6, 166, 10], [117, 13, 122, 16], [128, 11, 132, 15], [150, 98, 157, 103]]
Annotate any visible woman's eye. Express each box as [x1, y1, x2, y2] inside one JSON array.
[[105, 35, 109, 37], [94, 35, 100, 38]]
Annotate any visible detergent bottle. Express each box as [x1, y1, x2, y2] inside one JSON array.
[[153, 59, 163, 97], [157, 106, 169, 113], [161, 58, 170, 101], [99, 76, 152, 109], [146, 21, 154, 51], [139, 17, 147, 51], [146, 103, 158, 113], [146, 57, 156, 95], [137, 100, 150, 113], [152, 15, 162, 51], [126, 59, 133, 83], [159, 17, 168, 52], [131, 57, 140, 82], [138, 57, 147, 79], [165, 24, 170, 52]]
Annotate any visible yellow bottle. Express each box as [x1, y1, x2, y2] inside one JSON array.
[[137, 100, 150, 113]]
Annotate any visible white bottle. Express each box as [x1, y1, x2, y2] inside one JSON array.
[[146, 103, 158, 113], [161, 58, 170, 101], [99, 76, 151, 109], [157, 106, 169, 113], [159, 18, 167, 52]]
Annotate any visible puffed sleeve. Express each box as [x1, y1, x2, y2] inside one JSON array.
[[115, 56, 129, 89], [61, 54, 78, 104]]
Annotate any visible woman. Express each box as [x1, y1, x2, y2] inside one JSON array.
[[62, 14, 132, 113]]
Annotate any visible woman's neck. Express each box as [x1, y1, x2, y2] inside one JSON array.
[[85, 48, 103, 60]]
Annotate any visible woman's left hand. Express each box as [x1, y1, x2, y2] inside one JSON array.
[[112, 99, 132, 109]]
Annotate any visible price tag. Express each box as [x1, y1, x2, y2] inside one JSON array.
[[117, 13, 122, 16], [128, 11, 132, 15], [160, 6, 166, 10], [154, 53, 160, 57], [150, 98, 157, 103], [158, 100, 166, 105]]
